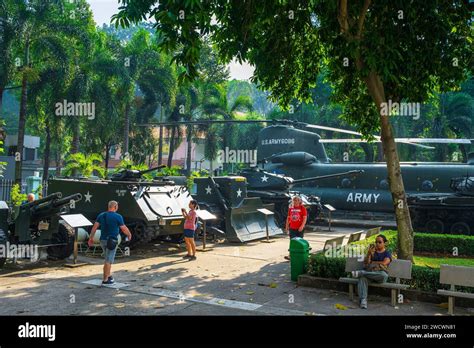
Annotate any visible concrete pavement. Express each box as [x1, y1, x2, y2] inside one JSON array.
[[0, 226, 470, 316]]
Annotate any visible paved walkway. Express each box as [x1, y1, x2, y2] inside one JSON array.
[[0, 227, 471, 316]]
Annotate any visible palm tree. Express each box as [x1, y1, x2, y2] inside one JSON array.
[[6, 0, 91, 183], [132, 45, 177, 164], [198, 83, 257, 172], [0, 0, 17, 118], [166, 84, 199, 169], [62, 153, 105, 178], [428, 92, 473, 162]]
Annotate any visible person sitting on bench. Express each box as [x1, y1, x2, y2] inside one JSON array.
[[351, 234, 392, 309]]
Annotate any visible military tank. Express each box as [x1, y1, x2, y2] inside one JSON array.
[[408, 176, 474, 235], [47, 166, 194, 246], [193, 176, 282, 242], [238, 167, 364, 226]]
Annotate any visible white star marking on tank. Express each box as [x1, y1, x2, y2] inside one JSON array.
[[261, 175, 269, 182], [84, 191, 93, 203], [236, 188, 242, 197], [205, 186, 212, 194]]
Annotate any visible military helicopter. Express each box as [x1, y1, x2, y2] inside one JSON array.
[[141, 119, 473, 216]]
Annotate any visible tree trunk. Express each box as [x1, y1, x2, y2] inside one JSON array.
[[360, 142, 374, 162], [56, 149, 62, 176], [42, 119, 51, 182], [158, 125, 164, 165], [186, 125, 192, 176], [376, 143, 384, 162], [167, 126, 176, 167], [459, 144, 467, 163], [104, 143, 110, 173], [123, 101, 130, 157], [364, 71, 414, 261], [15, 72, 28, 184], [71, 120, 80, 153], [158, 104, 164, 165], [0, 87, 4, 118]]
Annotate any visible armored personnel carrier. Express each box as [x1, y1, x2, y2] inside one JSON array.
[[48, 166, 194, 245], [408, 176, 474, 235], [239, 166, 364, 226]]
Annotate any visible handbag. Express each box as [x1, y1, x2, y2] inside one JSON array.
[[104, 212, 118, 251]]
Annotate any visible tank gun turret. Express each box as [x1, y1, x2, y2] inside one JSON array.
[[110, 165, 167, 182]]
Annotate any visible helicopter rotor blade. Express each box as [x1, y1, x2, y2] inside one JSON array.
[[305, 124, 435, 149], [321, 138, 472, 146], [319, 138, 435, 149], [137, 120, 275, 127]]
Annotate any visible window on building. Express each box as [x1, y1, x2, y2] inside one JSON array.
[[24, 148, 36, 161]]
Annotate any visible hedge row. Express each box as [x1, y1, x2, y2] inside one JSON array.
[[353, 230, 474, 256], [307, 253, 473, 293]]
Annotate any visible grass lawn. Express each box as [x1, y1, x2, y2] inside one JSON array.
[[413, 255, 474, 268]]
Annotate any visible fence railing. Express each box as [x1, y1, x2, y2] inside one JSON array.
[[0, 180, 26, 202]]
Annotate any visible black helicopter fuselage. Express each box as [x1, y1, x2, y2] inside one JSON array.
[[258, 125, 473, 213]]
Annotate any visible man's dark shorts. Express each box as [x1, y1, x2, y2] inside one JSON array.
[[289, 229, 304, 239]]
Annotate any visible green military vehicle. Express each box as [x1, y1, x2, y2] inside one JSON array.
[[193, 176, 282, 242], [0, 192, 82, 268], [48, 166, 194, 245]]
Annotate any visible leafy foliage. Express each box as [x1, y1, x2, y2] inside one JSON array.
[[353, 230, 474, 257], [10, 184, 26, 207], [62, 153, 105, 178], [307, 252, 473, 294]]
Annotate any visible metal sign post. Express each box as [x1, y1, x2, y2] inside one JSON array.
[[61, 214, 93, 267], [324, 204, 336, 232], [195, 210, 217, 252], [257, 208, 276, 243]]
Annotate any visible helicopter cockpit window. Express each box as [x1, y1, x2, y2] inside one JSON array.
[[421, 180, 433, 191], [379, 179, 389, 190], [341, 178, 352, 188]]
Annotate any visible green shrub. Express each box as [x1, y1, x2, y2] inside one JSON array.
[[415, 233, 474, 256], [307, 253, 346, 279], [307, 253, 473, 293], [10, 184, 27, 207], [353, 230, 398, 252], [352, 230, 474, 257]]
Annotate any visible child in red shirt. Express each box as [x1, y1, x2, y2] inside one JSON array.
[[284, 196, 307, 260]]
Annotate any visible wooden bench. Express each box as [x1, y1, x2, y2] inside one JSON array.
[[347, 231, 363, 244], [339, 257, 412, 306], [437, 264, 474, 315], [322, 235, 345, 252], [364, 226, 382, 239]]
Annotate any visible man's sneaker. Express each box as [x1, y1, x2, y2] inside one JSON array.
[[183, 254, 192, 259], [352, 271, 361, 278], [360, 299, 368, 309], [189, 255, 197, 261], [102, 277, 115, 285]]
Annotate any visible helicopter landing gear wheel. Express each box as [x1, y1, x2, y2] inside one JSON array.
[[450, 222, 470, 235], [425, 219, 445, 234]]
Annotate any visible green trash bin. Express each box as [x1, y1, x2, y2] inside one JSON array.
[[289, 238, 311, 281]]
